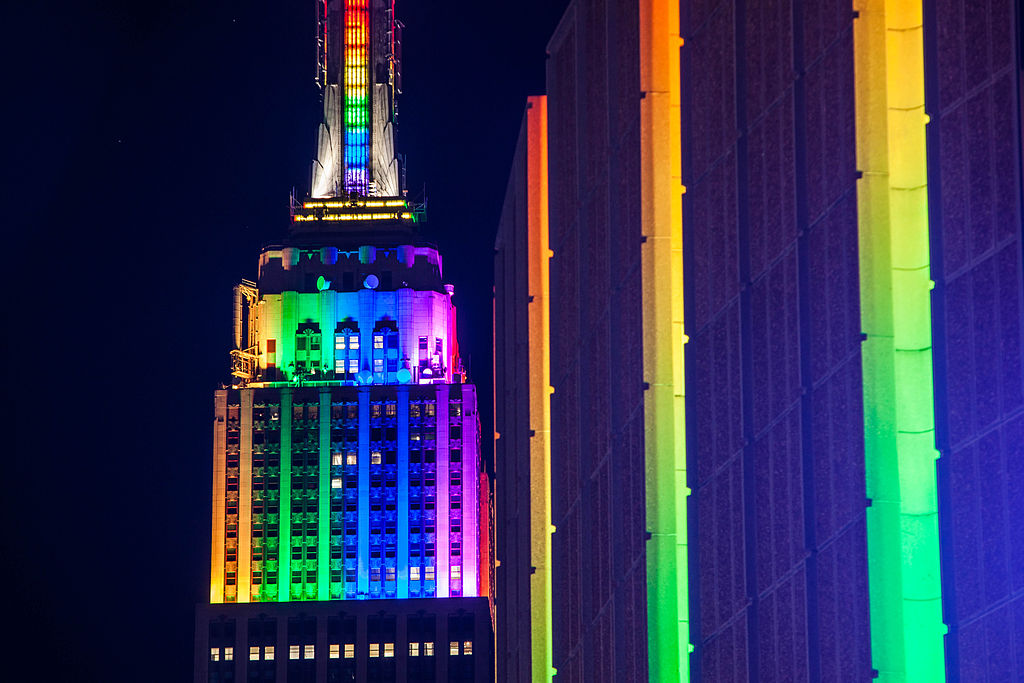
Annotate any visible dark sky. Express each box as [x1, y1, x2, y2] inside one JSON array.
[[8, 0, 567, 679]]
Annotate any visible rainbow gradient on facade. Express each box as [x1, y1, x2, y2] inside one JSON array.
[[211, 241, 488, 606], [641, 0, 690, 679], [343, 0, 370, 195], [854, 1, 946, 679]]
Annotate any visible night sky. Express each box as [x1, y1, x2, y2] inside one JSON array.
[[8, 1, 568, 679]]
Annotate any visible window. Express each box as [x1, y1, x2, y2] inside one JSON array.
[[450, 641, 459, 656], [425, 566, 435, 581], [369, 643, 380, 658], [349, 334, 359, 350], [373, 334, 384, 349], [410, 566, 420, 581], [374, 358, 384, 373], [332, 453, 344, 466], [371, 451, 382, 465], [464, 641, 473, 655], [344, 643, 355, 659], [451, 565, 461, 580], [304, 644, 315, 659], [346, 452, 357, 466], [435, 338, 443, 354], [265, 645, 275, 661], [409, 642, 420, 657], [384, 643, 394, 658], [210, 647, 220, 662], [331, 478, 343, 489], [249, 646, 260, 661], [335, 334, 345, 350], [348, 358, 358, 374], [329, 644, 340, 659], [289, 645, 300, 660], [424, 642, 435, 656], [295, 330, 322, 374], [419, 336, 428, 351]]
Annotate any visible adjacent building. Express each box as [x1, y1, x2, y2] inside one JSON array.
[[195, 1, 494, 681], [495, 0, 1023, 681], [494, 95, 553, 683]]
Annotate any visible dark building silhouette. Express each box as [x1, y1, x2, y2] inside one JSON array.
[[494, 0, 1022, 681]]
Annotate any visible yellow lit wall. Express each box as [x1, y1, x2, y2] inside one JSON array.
[[639, 0, 689, 680], [854, 1, 946, 680], [210, 391, 227, 603]]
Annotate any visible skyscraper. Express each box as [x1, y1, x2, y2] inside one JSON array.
[[195, 2, 494, 681], [495, 0, 1022, 681]]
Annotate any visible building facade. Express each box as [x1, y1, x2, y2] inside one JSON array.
[[494, 96, 553, 683], [495, 0, 1022, 681], [195, 1, 494, 681]]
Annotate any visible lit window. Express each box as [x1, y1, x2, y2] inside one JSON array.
[[344, 643, 355, 659], [224, 647, 234, 661], [464, 640, 473, 655], [409, 642, 420, 657], [374, 358, 384, 373], [371, 451, 382, 465], [374, 334, 384, 349], [304, 644, 315, 659], [335, 334, 346, 350], [210, 647, 220, 662], [425, 566, 435, 581], [332, 453, 344, 466], [348, 358, 359, 373], [450, 641, 459, 656], [290, 645, 300, 660], [369, 643, 380, 658], [265, 645, 275, 661], [249, 646, 260, 661], [410, 566, 420, 581], [384, 643, 394, 658], [349, 335, 359, 350], [451, 565, 461, 580], [346, 452, 357, 465], [329, 643, 340, 659], [331, 478, 343, 489], [334, 358, 345, 373], [424, 641, 434, 656], [386, 566, 396, 582]]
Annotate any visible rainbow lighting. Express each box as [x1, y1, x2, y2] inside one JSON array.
[[343, 0, 370, 195], [854, 1, 946, 680], [212, 238, 488, 606], [640, 0, 690, 680], [524, 95, 554, 682]]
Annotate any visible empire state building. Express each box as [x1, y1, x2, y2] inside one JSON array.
[[194, 2, 494, 680]]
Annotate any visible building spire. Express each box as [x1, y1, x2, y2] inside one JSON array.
[[311, 0, 402, 199]]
